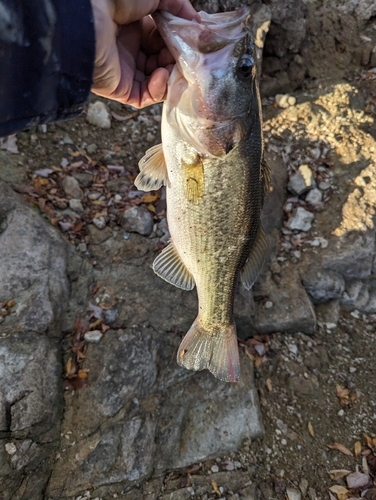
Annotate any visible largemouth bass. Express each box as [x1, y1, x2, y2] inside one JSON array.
[[135, 8, 270, 382]]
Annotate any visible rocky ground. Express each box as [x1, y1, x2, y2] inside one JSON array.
[[1, 71, 376, 500], [1, 0, 376, 491]]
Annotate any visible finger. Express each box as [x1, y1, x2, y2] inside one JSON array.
[[158, 0, 199, 20], [125, 67, 169, 108], [144, 48, 174, 75], [140, 16, 166, 55]]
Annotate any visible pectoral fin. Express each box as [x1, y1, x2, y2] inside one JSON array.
[[134, 143, 168, 191], [153, 241, 195, 290], [241, 226, 269, 290]]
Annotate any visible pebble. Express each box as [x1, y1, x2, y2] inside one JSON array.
[[86, 101, 112, 129], [84, 330, 103, 343], [93, 217, 106, 229], [299, 479, 309, 496], [264, 300, 273, 309], [338, 409, 345, 416], [5, 442, 17, 455], [103, 309, 118, 325], [69, 199, 84, 214], [286, 207, 314, 232], [275, 94, 296, 108], [121, 206, 154, 236], [318, 181, 330, 190], [286, 487, 301, 500], [88, 191, 102, 200], [77, 243, 87, 253], [114, 194, 122, 201], [211, 465, 219, 473], [87, 143, 98, 154], [307, 487, 317, 500], [305, 188, 322, 205], [63, 134, 74, 145], [62, 176, 84, 199], [288, 165, 316, 195], [61, 158, 69, 168], [74, 173, 93, 188]]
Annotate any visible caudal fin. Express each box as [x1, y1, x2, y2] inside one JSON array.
[[177, 317, 240, 382]]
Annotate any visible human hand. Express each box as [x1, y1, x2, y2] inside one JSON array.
[[90, 0, 198, 108]]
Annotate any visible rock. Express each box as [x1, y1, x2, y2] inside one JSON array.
[[73, 172, 94, 188], [86, 101, 112, 129], [341, 280, 369, 310], [288, 165, 316, 195], [47, 324, 263, 497], [0, 182, 69, 334], [93, 216, 106, 229], [69, 199, 85, 213], [121, 206, 154, 236], [275, 94, 296, 108], [286, 487, 302, 500], [286, 207, 314, 231], [315, 300, 340, 328], [0, 334, 63, 499], [87, 143, 98, 154], [84, 330, 103, 343], [318, 181, 330, 191], [254, 269, 316, 334], [103, 309, 119, 325], [301, 268, 345, 304], [307, 488, 317, 500], [61, 176, 84, 200], [305, 188, 322, 205]]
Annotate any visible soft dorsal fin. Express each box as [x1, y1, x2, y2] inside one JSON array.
[[153, 241, 195, 291], [134, 143, 169, 192], [240, 226, 269, 290]]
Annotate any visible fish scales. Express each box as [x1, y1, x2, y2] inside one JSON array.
[[135, 8, 269, 382]]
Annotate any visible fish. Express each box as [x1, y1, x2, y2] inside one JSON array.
[[135, 8, 270, 382]]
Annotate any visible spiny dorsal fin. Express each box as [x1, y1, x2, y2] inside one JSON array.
[[261, 156, 271, 203], [240, 226, 269, 290], [153, 241, 195, 291], [134, 143, 168, 191]]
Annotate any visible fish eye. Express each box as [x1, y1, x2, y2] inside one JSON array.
[[237, 54, 254, 80]]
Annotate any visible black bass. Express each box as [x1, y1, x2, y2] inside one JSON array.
[[135, 8, 269, 382]]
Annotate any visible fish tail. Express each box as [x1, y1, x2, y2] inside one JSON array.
[[177, 317, 240, 382]]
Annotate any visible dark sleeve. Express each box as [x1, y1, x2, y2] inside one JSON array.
[[0, 0, 95, 137]]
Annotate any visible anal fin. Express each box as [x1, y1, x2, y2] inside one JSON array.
[[134, 143, 168, 191], [241, 226, 269, 290], [153, 241, 195, 290]]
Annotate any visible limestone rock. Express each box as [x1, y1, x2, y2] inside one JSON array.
[[254, 269, 316, 334], [301, 268, 345, 304], [61, 176, 84, 200], [0, 182, 69, 334], [305, 188, 322, 205], [121, 206, 154, 236], [288, 165, 316, 195], [87, 101, 112, 129], [286, 207, 314, 231]]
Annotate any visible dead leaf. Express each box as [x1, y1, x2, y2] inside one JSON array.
[[354, 441, 362, 456], [211, 480, 221, 496], [142, 193, 159, 203], [327, 442, 353, 456], [266, 378, 272, 392], [329, 485, 349, 495], [329, 469, 351, 480], [308, 421, 315, 437], [147, 203, 156, 213], [346, 471, 370, 489], [65, 357, 77, 378], [363, 434, 374, 450]]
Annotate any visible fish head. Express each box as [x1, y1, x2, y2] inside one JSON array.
[[154, 8, 260, 158]]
